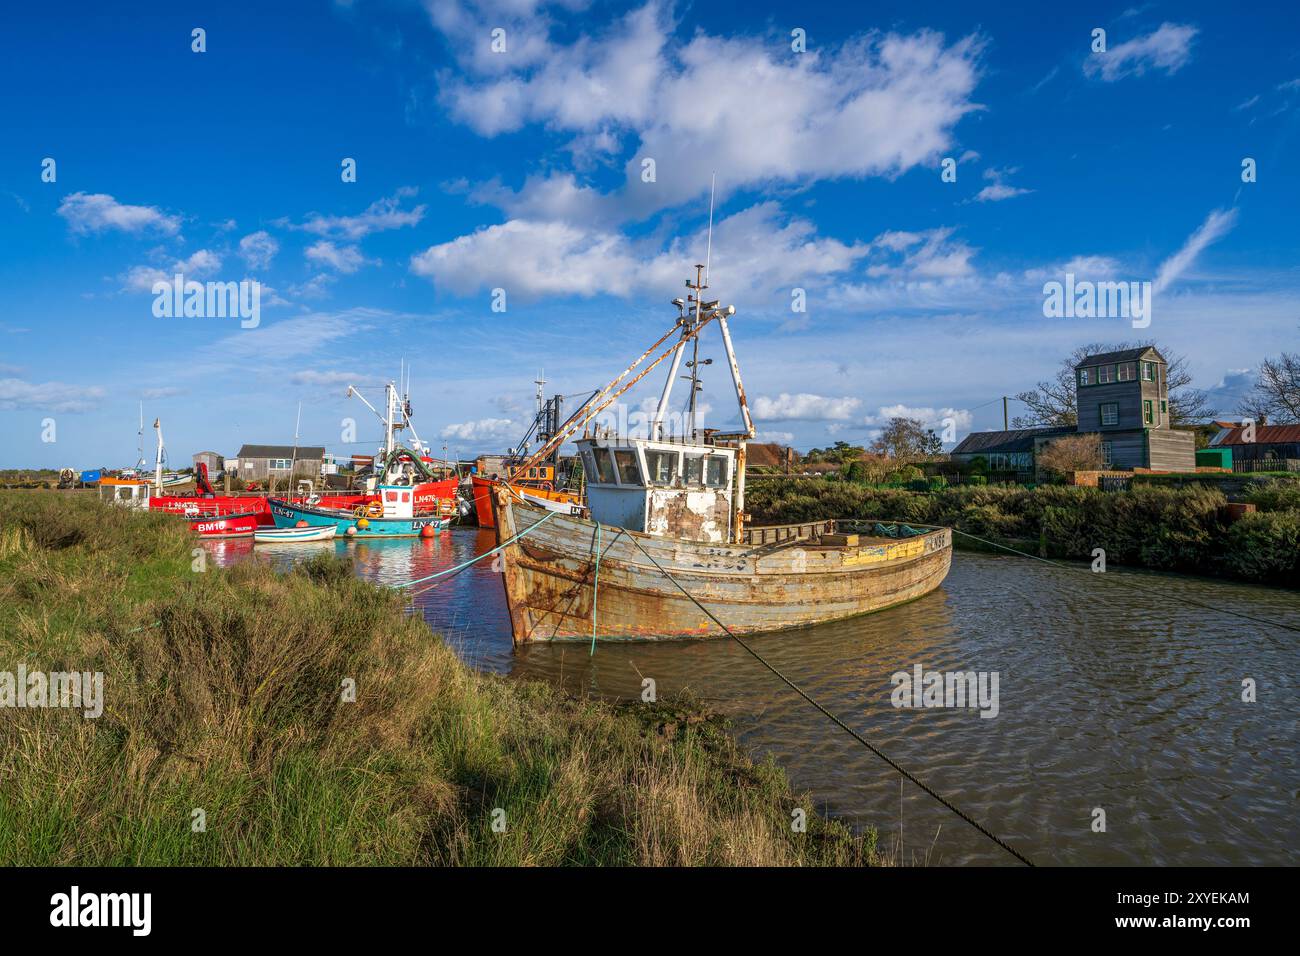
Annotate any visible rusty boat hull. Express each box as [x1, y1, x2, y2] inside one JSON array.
[[491, 489, 952, 643]]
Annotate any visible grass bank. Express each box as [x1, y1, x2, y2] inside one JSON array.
[[0, 493, 877, 866], [747, 478, 1300, 587]]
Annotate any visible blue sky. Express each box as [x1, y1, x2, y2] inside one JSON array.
[[2, 0, 1298, 468]]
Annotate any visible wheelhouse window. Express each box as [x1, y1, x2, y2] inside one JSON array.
[[1100, 402, 1119, 426], [705, 457, 729, 487], [592, 447, 617, 484], [683, 454, 704, 485], [1097, 364, 1116, 384], [645, 450, 678, 485], [1142, 362, 1156, 381], [1143, 400, 1154, 425], [613, 449, 641, 485], [1078, 367, 1092, 386], [1118, 362, 1136, 381]]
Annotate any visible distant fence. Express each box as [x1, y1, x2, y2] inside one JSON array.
[[1098, 475, 1132, 492], [1232, 458, 1300, 473]]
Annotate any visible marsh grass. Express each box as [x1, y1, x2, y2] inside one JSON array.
[[0, 492, 877, 866]]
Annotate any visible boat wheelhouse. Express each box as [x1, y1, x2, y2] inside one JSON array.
[[576, 435, 735, 543]]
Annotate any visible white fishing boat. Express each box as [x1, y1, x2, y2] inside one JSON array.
[[253, 525, 339, 543]]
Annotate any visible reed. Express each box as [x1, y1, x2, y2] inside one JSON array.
[[0, 492, 878, 866]]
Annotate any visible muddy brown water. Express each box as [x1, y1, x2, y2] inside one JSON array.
[[209, 528, 1299, 866]]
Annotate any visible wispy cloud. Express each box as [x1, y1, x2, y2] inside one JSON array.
[[1154, 208, 1238, 293], [57, 192, 181, 236], [1084, 23, 1197, 82], [0, 377, 106, 413], [292, 187, 425, 239]]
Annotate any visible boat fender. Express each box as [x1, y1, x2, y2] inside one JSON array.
[[345, 526, 357, 536], [356, 518, 369, 529]]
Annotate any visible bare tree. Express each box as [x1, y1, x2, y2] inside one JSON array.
[[870, 417, 941, 463], [1012, 341, 1215, 428], [1037, 433, 1103, 475], [1239, 351, 1300, 423]]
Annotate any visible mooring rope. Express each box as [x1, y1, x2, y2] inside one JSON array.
[[391, 509, 559, 594], [622, 532, 1035, 867], [948, 528, 1300, 635]]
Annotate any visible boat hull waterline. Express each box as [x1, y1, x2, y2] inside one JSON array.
[[269, 499, 450, 537], [491, 490, 953, 643]]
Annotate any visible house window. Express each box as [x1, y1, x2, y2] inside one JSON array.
[[1100, 403, 1119, 426], [592, 447, 617, 484], [1078, 368, 1092, 386], [1160, 400, 1168, 415], [1142, 362, 1155, 381], [1143, 400, 1154, 425], [1101, 441, 1113, 467], [269, 458, 292, 470], [645, 450, 678, 485], [613, 449, 641, 485], [1097, 364, 1116, 384], [1118, 362, 1136, 381]]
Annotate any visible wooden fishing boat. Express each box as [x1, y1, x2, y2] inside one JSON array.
[[491, 265, 953, 643], [269, 485, 450, 538], [253, 525, 338, 543]]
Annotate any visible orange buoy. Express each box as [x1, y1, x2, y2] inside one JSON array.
[[420, 524, 436, 538], [296, 520, 309, 528]]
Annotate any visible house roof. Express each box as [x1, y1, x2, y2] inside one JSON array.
[[1213, 424, 1300, 446], [1074, 346, 1163, 368], [951, 427, 1073, 455], [236, 444, 326, 460]]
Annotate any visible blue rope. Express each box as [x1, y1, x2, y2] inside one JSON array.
[[390, 509, 558, 590], [590, 521, 602, 656]]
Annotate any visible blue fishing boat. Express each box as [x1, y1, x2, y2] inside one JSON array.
[[269, 484, 450, 538]]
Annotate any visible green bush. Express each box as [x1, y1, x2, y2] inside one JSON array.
[[1221, 511, 1300, 586]]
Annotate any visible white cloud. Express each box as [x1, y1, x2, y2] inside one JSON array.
[[752, 393, 862, 421], [57, 192, 181, 236], [973, 182, 1031, 203], [1083, 23, 1197, 82], [440, 418, 519, 443], [863, 404, 972, 433], [0, 377, 106, 413], [239, 231, 279, 269], [296, 188, 425, 239], [866, 227, 976, 279], [121, 249, 222, 291], [410, 202, 867, 300], [440, 4, 984, 218], [1153, 208, 1238, 293], [305, 240, 373, 274]]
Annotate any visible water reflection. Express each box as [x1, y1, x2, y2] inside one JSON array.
[[207, 531, 1300, 866]]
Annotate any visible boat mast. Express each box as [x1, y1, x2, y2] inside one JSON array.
[[152, 418, 164, 494]]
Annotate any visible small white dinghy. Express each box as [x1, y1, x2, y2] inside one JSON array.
[[253, 525, 338, 544]]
